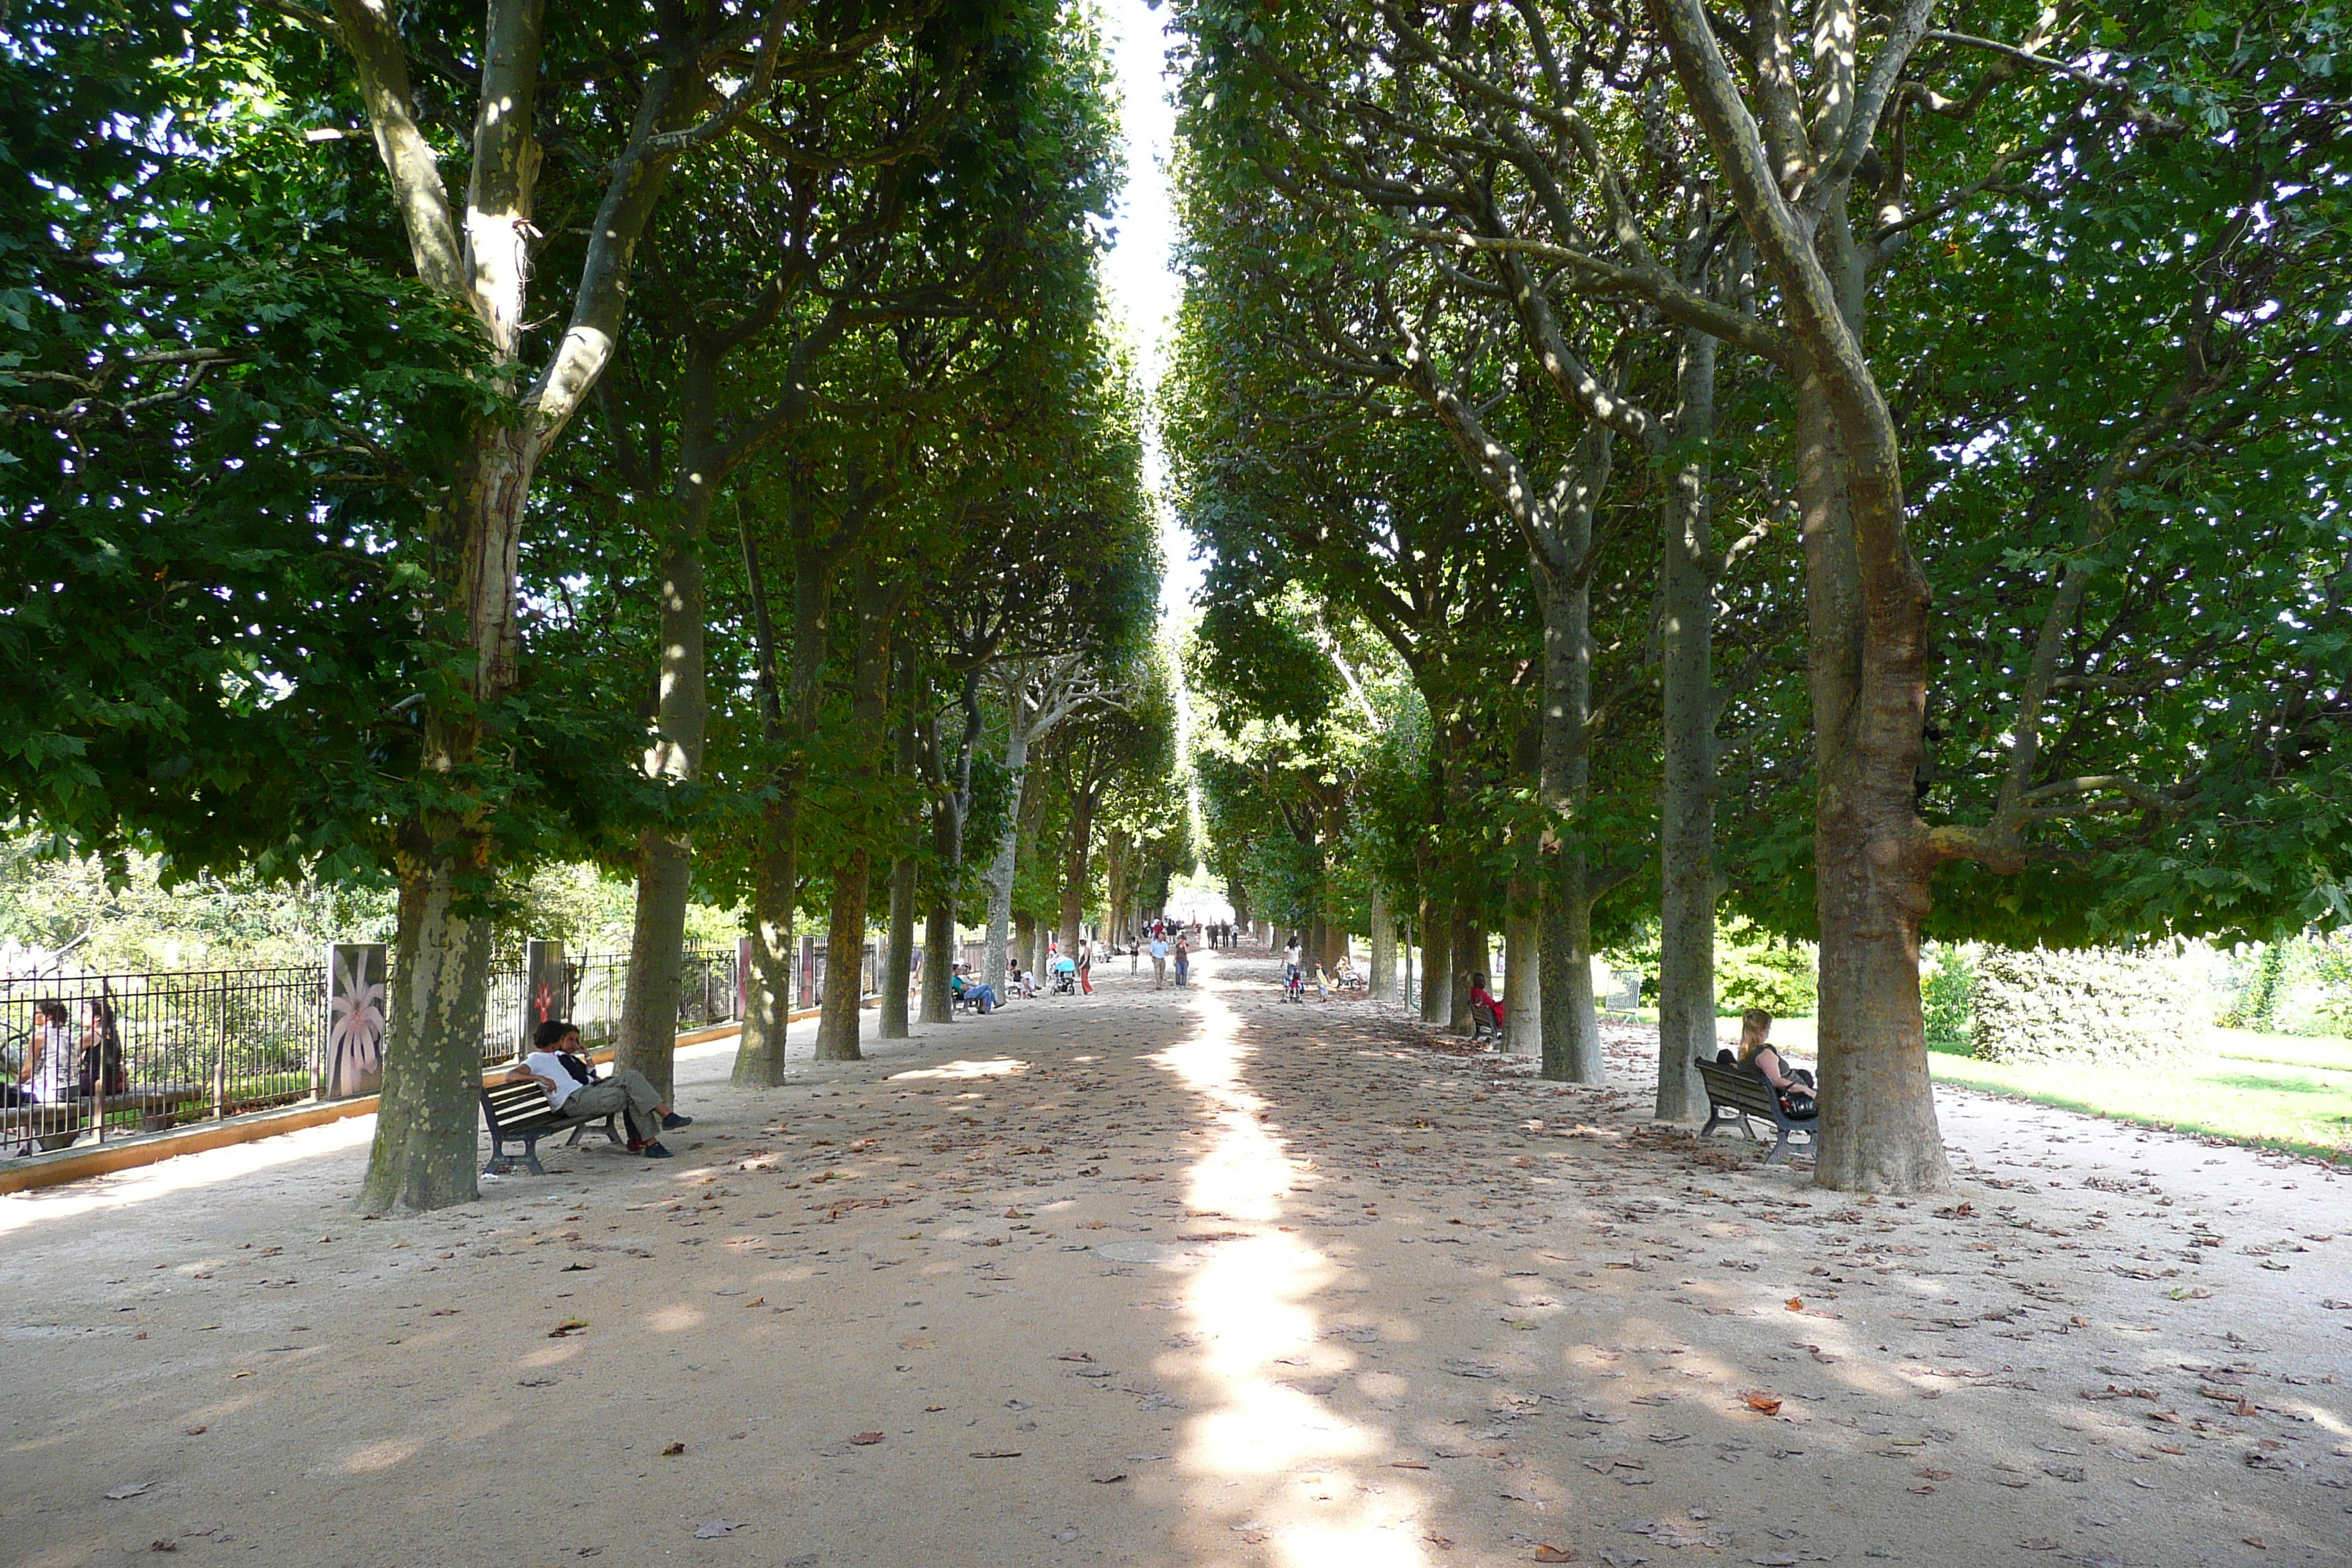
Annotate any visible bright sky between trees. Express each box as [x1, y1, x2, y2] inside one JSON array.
[[1098, 0, 1196, 623]]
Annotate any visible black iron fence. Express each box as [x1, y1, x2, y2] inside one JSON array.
[[0, 932, 958, 1157], [472, 947, 742, 1067], [0, 965, 325, 1151]]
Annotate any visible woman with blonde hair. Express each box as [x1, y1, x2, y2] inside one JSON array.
[[1735, 1008, 1816, 1117]]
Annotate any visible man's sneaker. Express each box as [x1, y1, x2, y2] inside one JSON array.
[[641, 1142, 675, 1159], [661, 1112, 693, 1130]]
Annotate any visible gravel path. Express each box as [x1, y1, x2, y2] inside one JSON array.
[[3, 948, 2345, 1568]]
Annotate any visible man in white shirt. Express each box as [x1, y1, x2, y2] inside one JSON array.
[[506, 1020, 690, 1159], [1149, 933, 1169, 990]]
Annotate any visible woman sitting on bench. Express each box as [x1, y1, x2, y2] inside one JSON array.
[[1731, 1008, 1815, 1117]]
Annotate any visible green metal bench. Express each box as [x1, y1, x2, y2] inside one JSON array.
[[478, 1077, 623, 1176], [1695, 1056, 1817, 1165]]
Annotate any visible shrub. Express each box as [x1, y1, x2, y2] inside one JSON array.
[[1921, 943, 1975, 1052], [1715, 917, 1818, 1017], [1970, 945, 2202, 1064]]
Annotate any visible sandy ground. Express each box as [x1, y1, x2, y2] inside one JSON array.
[[2, 949, 2347, 1568]]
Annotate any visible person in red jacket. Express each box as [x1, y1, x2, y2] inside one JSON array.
[[1467, 973, 1504, 1037]]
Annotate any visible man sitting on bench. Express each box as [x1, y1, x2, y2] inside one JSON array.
[[507, 1019, 692, 1159]]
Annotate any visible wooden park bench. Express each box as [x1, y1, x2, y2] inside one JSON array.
[[478, 1077, 625, 1176], [1694, 1055, 1818, 1165]]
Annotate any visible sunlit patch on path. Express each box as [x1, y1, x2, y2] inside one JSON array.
[[1153, 968, 1433, 1568]]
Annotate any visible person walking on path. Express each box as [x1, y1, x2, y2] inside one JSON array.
[[1079, 942, 1093, 995], [1173, 935, 1191, 988], [507, 1019, 690, 1158], [1150, 932, 1169, 990]]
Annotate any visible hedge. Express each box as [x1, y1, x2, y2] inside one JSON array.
[[1970, 945, 2202, 1064]]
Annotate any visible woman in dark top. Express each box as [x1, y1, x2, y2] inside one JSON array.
[[1735, 1007, 1816, 1115]]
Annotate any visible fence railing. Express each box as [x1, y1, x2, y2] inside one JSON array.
[[0, 932, 946, 1156], [0, 965, 325, 1150]]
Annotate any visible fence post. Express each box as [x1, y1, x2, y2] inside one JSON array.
[[211, 973, 230, 1120], [524, 939, 565, 1052]]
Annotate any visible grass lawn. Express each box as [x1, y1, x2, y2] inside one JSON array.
[[1718, 1014, 2352, 1163]]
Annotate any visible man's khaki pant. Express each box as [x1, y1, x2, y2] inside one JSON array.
[[565, 1071, 664, 1144], [1153, 957, 1166, 989]]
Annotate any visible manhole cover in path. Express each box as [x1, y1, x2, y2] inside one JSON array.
[[1094, 1242, 1207, 1267]]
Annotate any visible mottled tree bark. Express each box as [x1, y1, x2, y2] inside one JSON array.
[[1504, 888, 1541, 1057], [1655, 330, 1720, 1121], [1418, 900, 1453, 1025]]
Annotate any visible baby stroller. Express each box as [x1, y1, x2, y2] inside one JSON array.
[[1052, 968, 1078, 995], [1282, 967, 1306, 1003]]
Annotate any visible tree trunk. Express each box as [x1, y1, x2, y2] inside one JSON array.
[[1418, 900, 1453, 1024], [1655, 331, 1719, 1121], [1795, 364, 1952, 1191], [1536, 561, 1604, 1085], [1012, 911, 1036, 986], [1447, 909, 1476, 1034], [921, 903, 956, 1024], [1540, 851, 1604, 1082], [982, 724, 1028, 995], [1059, 794, 1095, 962], [883, 852, 916, 1039], [881, 684, 919, 1039], [357, 418, 533, 1211], [1648, 0, 1950, 1187], [1504, 886, 1541, 1057], [1368, 886, 1394, 998], [734, 808, 796, 1086], [813, 583, 896, 1062], [358, 859, 491, 1212], [814, 856, 870, 1060]]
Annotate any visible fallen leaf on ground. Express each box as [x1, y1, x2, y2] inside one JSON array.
[[1090, 1470, 1128, 1484], [970, 1450, 1022, 1458], [149, 1541, 177, 1553], [2170, 1286, 2213, 1300], [1534, 1547, 1577, 1563], [2242, 1539, 2266, 1550], [105, 1484, 151, 1500], [1785, 1297, 1803, 1312], [660, 1442, 685, 1456], [693, 1521, 743, 1538], [1390, 1460, 1431, 1469], [549, 1318, 589, 1338], [850, 1432, 883, 1445], [1744, 1394, 1783, 1416], [184, 1425, 206, 1436]]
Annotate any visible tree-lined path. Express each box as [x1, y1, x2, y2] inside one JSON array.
[[6, 953, 2345, 1566]]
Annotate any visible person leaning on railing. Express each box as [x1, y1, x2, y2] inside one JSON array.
[[506, 1019, 693, 1159]]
